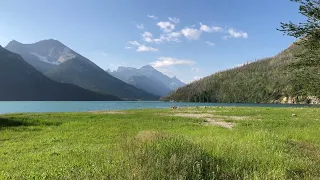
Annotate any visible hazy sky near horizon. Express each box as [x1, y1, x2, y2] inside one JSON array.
[[0, 0, 304, 82]]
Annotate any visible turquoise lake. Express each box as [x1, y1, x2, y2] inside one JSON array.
[[0, 101, 314, 114]]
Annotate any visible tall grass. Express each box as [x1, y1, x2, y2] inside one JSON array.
[[0, 107, 319, 179], [123, 134, 216, 180]]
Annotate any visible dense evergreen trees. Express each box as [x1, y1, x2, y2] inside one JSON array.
[[279, 0, 320, 98]]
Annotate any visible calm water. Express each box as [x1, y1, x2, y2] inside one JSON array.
[[0, 101, 314, 114]]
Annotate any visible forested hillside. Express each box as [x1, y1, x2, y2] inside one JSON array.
[[164, 43, 320, 104]]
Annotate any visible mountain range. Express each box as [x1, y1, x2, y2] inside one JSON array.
[[0, 45, 120, 101], [164, 43, 320, 104], [109, 65, 185, 96], [2, 38, 318, 103], [5, 39, 160, 101]]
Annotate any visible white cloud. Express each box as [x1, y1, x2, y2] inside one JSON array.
[[142, 31, 153, 42], [168, 31, 181, 38], [102, 52, 108, 57], [147, 15, 158, 20], [143, 31, 181, 43], [151, 57, 196, 68], [127, 40, 158, 52], [157, 21, 175, 32], [159, 31, 182, 42], [136, 24, 144, 29], [191, 68, 201, 73], [125, 46, 132, 49], [130, 19, 247, 53], [128, 41, 141, 46], [179, 23, 224, 40], [181, 27, 202, 40], [169, 17, 180, 24], [143, 32, 153, 37], [142, 21, 181, 43], [200, 23, 223, 32], [142, 31, 163, 43], [153, 38, 163, 43], [226, 28, 248, 39], [205, 41, 215, 46], [137, 45, 159, 52]]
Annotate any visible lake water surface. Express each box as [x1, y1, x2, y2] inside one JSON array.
[[0, 101, 314, 114]]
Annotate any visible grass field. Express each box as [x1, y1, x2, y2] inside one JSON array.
[[0, 107, 320, 179]]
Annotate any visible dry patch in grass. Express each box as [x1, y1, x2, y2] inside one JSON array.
[[172, 113, 248, 129], [214, 115, 248, 121], [176, 110, 217, 113], [89, 111, 127, 114], [202, 119, 234, 129], [173, 113, 215, 119]]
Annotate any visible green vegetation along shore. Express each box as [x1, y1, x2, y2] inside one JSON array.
[[1, 107, 320, 179], [164, 43, 320, 104]]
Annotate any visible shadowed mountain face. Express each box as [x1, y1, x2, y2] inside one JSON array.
[[5, 39, 159, 101], [127, 75, 172, 97], [109, 65, 185, 96], [164, 43, 320, 104], [0, 46, 120, 101]]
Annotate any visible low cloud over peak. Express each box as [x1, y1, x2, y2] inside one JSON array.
[[151, 57, 195, 68]]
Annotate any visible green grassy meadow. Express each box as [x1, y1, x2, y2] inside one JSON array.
[[0, 107, 320, 179]]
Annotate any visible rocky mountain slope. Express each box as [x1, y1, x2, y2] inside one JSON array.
[[5, 39, 159, 100], [109, 65, 185, 96], [0, 45, 120, 101]]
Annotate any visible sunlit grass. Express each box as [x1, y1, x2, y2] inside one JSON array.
[[0, 107, 319, 179]]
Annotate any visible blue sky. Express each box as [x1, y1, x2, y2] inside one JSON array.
[[0, 0, 304, 82]]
